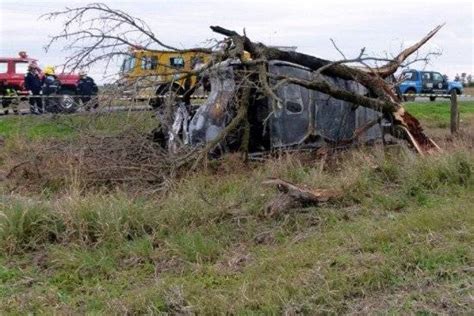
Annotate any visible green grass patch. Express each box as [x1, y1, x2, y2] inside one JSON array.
[[0, 115, 75, 139], [405, 101, 474, 127], [0, 112, 157, 140]]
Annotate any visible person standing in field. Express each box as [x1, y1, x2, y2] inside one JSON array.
[[0, 81, 19, 115], [24, 63, 43, 114], [77, 70, 99, 110], [42, 66, 61, 113]]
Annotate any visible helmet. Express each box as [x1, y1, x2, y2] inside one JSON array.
[[43, 66, 55, 76], [78, 70, 87, 77]]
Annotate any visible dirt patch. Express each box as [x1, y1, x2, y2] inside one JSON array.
[[215, 245, 252, 274], [154, 257, 188, 278], [345, 276, 472, 315], [464, 87, 474, 96]]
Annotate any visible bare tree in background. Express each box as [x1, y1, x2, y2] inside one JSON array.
[[43, 3, 445, 160], [42, 3, 213, 71]]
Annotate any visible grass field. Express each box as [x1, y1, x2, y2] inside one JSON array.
[[0, 102, 473, 314], [405, 100, 474, 129], [0, 111, 157, 139]]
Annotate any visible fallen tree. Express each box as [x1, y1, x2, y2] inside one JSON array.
[[44, 3, 444, 159], [209, 25, 443, 154]]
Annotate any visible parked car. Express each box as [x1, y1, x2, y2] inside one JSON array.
[[398, 69, 463, 101]]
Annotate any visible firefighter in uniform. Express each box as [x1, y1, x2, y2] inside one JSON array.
[[24, 63, 43, 114], [77, 70, 99, 110], [42, 66, 61, 113]]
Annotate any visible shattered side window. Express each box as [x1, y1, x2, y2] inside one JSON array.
[[285, 100, 303, 114]]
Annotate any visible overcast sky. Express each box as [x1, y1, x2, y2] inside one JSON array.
[[1, 0, 472, 83]]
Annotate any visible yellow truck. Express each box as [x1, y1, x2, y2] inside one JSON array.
[[120, 48, 211, 107]]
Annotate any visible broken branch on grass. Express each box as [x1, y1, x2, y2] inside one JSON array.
[[262, 178, 342, 218]]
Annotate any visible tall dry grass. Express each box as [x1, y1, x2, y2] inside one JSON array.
[[1, 142, 472, 255]]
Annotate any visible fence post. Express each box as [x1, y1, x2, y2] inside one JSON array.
[[450, 91, 459, 134]]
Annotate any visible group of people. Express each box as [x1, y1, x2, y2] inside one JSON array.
[[1, 63, 98, 115]]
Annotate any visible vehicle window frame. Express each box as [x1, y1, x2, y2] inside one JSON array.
[[170, 57, 185, 69], [14, 61, 29, 74], [0, 61, 8, 74], [121, 59, 127, 73], [141, 56, 157, 70], [150, 56, 158, 70], [421, 72, 432, 81], [122, 56, 136, 73], [432, 72, 443, 82], [402, 71, 416, 81], [129, 57, 136, 72]]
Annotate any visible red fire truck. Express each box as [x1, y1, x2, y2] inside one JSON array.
[[0, 52, 81, 112]]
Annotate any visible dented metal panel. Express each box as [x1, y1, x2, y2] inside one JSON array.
[[184, 59, 383, 152], [313, 77, 357, 142], [268, 61, 382, 148], [188, 60, 238, 145], [355, 106, 383, 142], [268, 62, 312, 147]]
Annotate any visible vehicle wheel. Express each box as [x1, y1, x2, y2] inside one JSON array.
[[150, 84, 181, 109], [44, 93, 61, 113], [58, 89, 79, 113], [403, 90, 416, 102], [429, 96, 436, 102], [448, 89, 459, 96]]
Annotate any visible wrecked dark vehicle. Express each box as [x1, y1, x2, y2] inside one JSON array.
[[156, 58, 391, 156]]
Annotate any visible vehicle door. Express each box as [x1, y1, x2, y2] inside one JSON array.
[[431, 72, 448, 94], [420, 71, 433, 93]]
